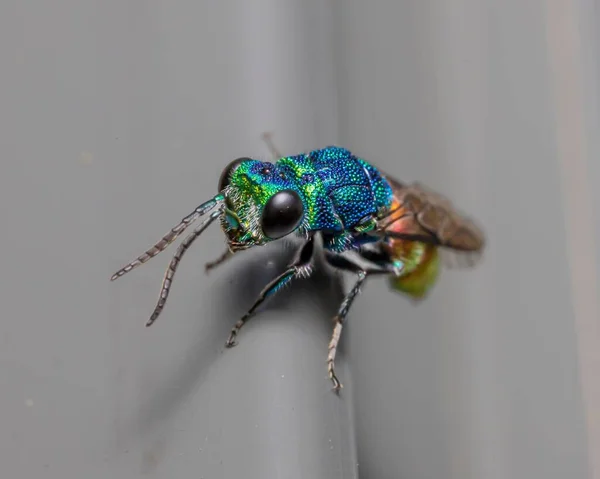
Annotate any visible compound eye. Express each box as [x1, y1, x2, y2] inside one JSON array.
[[218, 157, 251, 192], [261, 190, 304, 239]]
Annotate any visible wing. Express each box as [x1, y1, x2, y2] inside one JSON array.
[[374, 175, 486, 254], [438, 248, 484, 269]]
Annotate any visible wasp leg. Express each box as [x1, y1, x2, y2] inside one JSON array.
[[204, 248, 235, 274], [328, 271, 368, 392], [225, 234, 315, 348], [261, 132, 283, 160], [323, 252, 391, 393]]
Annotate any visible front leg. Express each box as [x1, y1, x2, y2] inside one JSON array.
[[205, 247, 235, 274], [225, 235, 315, 347]]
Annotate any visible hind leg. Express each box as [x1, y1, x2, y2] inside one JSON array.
[[327, 270, 368, 392], [323, 252, 392, 392], [261, 132, 283, 159]]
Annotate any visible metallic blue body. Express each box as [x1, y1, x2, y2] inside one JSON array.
[[275, 146, 394, 252]]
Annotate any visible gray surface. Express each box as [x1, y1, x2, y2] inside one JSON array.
[[0, 0, 595, 478], [335, 1, 592, 478], [1, 1, 357, 478]]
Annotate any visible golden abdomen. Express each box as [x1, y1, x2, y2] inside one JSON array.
[[383, 239, 440, 299]]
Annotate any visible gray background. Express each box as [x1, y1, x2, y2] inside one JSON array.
[[1, 0, 599, 478]]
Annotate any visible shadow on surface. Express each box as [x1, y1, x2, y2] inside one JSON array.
[[130, 240, 346, 440]]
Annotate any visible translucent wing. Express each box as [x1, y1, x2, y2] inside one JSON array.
[[438, 248, 484, 269], [375, 175, 486, 258]]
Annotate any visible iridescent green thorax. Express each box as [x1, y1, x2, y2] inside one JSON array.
[[385, 240, 440, 299]]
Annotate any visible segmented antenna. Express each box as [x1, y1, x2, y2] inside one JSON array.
[[110, 196, 222, 281], [146, 209, 222, 327]]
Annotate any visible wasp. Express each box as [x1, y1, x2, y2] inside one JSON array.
[[111, 134, 485, 392]]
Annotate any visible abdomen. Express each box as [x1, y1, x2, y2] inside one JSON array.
[[384, 239, 441, 299]]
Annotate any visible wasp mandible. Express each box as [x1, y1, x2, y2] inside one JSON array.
[[111, 134, 485, 392]]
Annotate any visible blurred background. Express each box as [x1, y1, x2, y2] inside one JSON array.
[[1, 0, 599, 478]]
